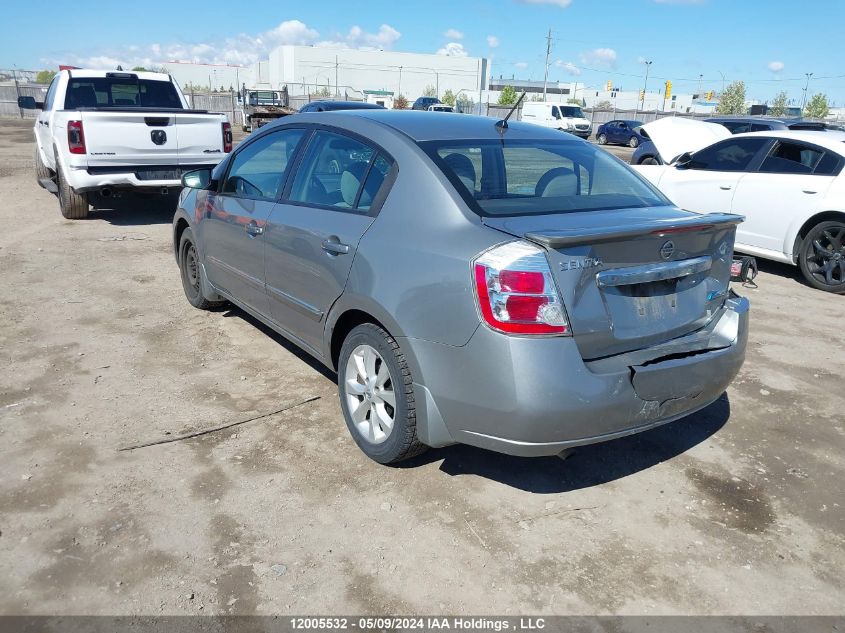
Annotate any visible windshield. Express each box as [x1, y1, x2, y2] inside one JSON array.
[[421, 138, 668, 217], [559, 106, 585, 118], [65, 77, 183, 109]]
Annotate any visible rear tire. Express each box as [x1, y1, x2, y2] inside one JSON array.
[[35, 146, 52, 184], [56, 164, 89, 219], [639, 156, 659, 165], [628, 136, 640, 148], [179, 228, 226, 309], [797, 220, 845, 293], [338, 323, 428, 464], [597, 133, 607, 145]]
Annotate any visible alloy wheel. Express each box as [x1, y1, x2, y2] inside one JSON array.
[[344, 344, 396, 444], [804, 224, 845, 287]]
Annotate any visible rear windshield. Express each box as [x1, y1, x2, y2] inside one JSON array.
[[420, 138, 668, 217], [64, 77, 183, 109]]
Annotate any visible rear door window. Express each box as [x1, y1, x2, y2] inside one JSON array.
[[288, 130, 381, 212], [759, 140, 824, 174], [688, 137, 769, 171], [222, 128, 305, 200]]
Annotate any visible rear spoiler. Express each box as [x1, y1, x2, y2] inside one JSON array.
[[524, 213, 744, 248]]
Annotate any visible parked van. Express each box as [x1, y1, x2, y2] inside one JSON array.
[[521, 102, 592, 139]]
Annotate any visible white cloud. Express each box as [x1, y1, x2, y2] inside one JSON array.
[[487, 35, 500, 48], [768, 61, 785, 73], [43, 20, 400, 68], [514, 62, 529, 69], [443, 28, 464, 40], [518, 0, 572, 7], [554, 60, 581, 76], [579, 48, 617, 68], [436, 42, 468, 57]]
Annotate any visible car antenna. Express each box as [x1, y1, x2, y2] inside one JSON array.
[[495, 92, 526, 132]]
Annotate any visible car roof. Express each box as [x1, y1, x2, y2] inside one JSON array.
[[64, 69, 170, 81], [304, 100, 384, 110], [734, 129, 845, 153], [301, 109, 586, 142]]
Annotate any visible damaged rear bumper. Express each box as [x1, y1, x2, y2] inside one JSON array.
[[403, 292, 748, 456]]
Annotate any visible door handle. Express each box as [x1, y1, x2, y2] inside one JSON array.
[[719, 185, 732, 190], [802, 190, 817, 194], [245, 222, 264, 236], [321, 239, 350, 255]]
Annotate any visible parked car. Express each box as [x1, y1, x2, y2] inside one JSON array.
[[428, 104, 454, 112], [521, 102, 592, 138], [634, 117, 845, 293], [633, 116, 829, 165], [299, 101, 385, 113], [412, 97, 443, 111], [19, 69, 231, 219], [706, 116, 827, 134], [173, 110, 748, 463], [595, 120, 645, 147]]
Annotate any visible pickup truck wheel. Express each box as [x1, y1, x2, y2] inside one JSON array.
[[35, 147, 52, 184], [338, 323, 428, 465], [56, 165, 89, 219], [179, 228, 226, 309], [798, 220, 845, 294]]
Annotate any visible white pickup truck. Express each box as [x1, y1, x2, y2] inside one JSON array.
[[19, 69, 232, 218]]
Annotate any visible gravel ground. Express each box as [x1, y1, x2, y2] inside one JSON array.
[[0, 117, 842, 616]]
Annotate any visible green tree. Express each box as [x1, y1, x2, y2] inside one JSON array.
[[394, 94, 409, 109], [456, 93, 473, 111], [441, 89, 456, 106], [594, 100, 613, 110], [35, 70, 56, 84], [314, 85, 331, 98], [715, 80, 747, 114], [769, 91, 788, 116], [804, 93, 830, 119], [422, 84, 438, 98], [498, 85, 517, 105], [131, 66, 148, 72]]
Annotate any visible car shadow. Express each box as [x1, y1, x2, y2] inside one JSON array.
[[87, 192, 179, 226], [399, 394, 731, 493], [753, 257, 806, 287], [219, 305, 337, 381]]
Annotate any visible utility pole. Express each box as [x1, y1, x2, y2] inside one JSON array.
[[698, 73, 703, 95], [542, 28, 552, 100], [398, 65, 402, 97], [801, 72, 813, 113], [335, 56, 339, 97], [641, 60, 652, 112]]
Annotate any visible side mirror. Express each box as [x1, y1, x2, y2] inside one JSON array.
[[181, 168, 212, 189], [675, 152, 693, 167], [18, 96, 42, 110]]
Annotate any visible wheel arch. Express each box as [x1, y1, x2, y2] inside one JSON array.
[[789, 210, 845, 261], [172, 210, 192, 262]]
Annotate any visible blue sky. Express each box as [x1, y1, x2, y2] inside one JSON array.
[[3, 0, 844, 104]]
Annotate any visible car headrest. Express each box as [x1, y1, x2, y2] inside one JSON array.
[[536, 167, 578, 197], [67, 85, 98, 108], [340, 161, 370, 207], [443, 153, 477, 193]]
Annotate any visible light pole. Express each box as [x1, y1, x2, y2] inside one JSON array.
[[801, 72, 813, 113], [717, 70, 726, 95], [640, 60, 652, 112], [698, 73, 703, 95]]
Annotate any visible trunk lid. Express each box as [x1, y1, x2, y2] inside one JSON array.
[[639, 117, 731, 164], [482, 206, 742, 360], [79, 110, 224, 168]]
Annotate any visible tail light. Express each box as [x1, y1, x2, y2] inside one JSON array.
[[473, 241, 570, 335], [222, 122, 232, 153], [67, 120, 86, 155]]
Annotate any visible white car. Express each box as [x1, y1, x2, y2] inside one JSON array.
[[521, 102, 592, 139], [19, 69, 231, 219], [427, 104, 453, 112], [634, 118, 845, 293]]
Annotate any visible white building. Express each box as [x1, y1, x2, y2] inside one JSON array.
[[247, 45, 488, 101]]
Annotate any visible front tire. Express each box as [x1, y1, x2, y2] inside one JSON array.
[[179, 228, 225, 309], [639, 156, 660, 165], [338, 323, 427, 464], [798, 220, 845, 293], [597, 133, 607, 145], [628, 136, 640, 148], [56, 164, 89, 219]]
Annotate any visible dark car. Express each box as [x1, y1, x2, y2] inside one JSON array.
[[595, 120, 645, 148], [630, 117, 828, 165], [412, 97, 442, 111], [299, 101, 386, 113]]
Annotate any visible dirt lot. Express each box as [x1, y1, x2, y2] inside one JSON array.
[[1, 117, 843, 616]]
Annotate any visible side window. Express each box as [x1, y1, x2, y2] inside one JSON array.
[[222, 128, 305, 200], [357, 155, 394, 211], [43, 77, 59, 111], [687, 137, 769, 172], [289, 131, 378, 211], [814, 152, 842, 176], [750, 123, 770, 132], [759, 141, 823, 174], [551, 106, 562, 119], [721, 121, 752, 134]]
